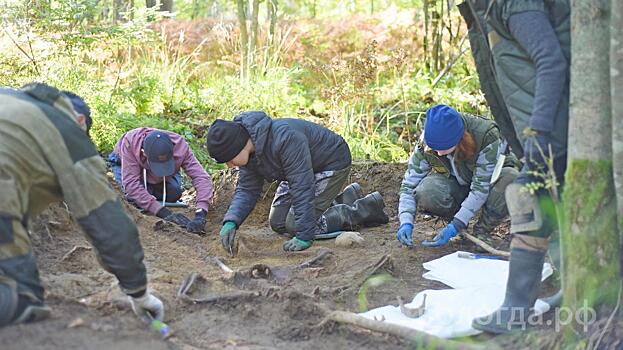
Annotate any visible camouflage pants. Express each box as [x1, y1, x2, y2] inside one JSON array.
[[269, 166, 351, 239], [415, 167, 518, 232]]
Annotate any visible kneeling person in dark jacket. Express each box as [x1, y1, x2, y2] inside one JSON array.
[[207, 111, 389, 253]]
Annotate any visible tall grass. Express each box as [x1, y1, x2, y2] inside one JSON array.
[[0, 8, 487, 166]]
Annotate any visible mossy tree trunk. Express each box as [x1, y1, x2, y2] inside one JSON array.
[[611, 0, 623, 296], [563, 0, 621, 337]]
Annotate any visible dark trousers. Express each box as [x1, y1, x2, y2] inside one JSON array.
[[268, 167, 351, 240]]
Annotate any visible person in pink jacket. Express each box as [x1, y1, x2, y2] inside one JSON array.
[[108, 128, 213, 234]]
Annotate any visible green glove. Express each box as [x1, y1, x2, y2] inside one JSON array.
[[283, 237, 313, 252], [219, 221, 237, 256]]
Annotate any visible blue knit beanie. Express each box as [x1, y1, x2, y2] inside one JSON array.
[[423, 105, 464, 150]]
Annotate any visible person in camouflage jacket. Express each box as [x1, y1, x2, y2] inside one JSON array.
[[0, 83, 163, 327], [396, 105, 518, 247]]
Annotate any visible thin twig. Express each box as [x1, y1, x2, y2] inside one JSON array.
[[1, 27, 40, 75], [61, 246, 92, 261], [593, 281, 623, 350], [298, 248, 333, 269], [318, 310, 482, 350], [462, 232, 510, 257], [431, 32, 468, 87]]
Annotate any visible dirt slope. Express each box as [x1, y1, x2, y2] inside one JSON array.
[[1, 162, 518, 350]]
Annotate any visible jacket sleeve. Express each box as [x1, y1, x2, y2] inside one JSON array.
[[508, 10, 568, 133], [398, 145, 431, 225], [61, 156, 147, 295], [179, 142, 213, 212], [278, 130, 317, 241], [453, 139, 501, 226], [120, 138, 162, 215], [222, 166, 264, 226]]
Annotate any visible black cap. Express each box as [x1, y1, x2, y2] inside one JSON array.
[[206, 119, 250, 163], [143, 131, 175, 177]]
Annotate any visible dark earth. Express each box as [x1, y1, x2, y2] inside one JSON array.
[[4, 162, 606, 350]]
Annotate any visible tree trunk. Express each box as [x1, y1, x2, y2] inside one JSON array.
[[563, 0, 620, 335], [113, 0, 130, 22], [264, 0, 278, 71], [159, 0, 173, 13], [236, 0, 249, 80], [611, 0, 623, 284], [249, 0, 260, 73]]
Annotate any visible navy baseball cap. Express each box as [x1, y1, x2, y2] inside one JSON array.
[[143, 131, 175, 177]]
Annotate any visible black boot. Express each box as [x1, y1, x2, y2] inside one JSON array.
[[324, 192, 389, 232], [472, 248, 546, 334], [332, 183, 364, 206]]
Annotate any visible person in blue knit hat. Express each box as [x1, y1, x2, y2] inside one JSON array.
[[396, 104, 519, 247]]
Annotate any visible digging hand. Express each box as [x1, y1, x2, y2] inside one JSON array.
[[129, 291, 164, 321], [219, 221, 237, 256], [421, 223, 459, 247], [396, 223, 414, 247], [157, 207, 192, 227], [283, 237, 313, 252], [186, 209, 207, 234]]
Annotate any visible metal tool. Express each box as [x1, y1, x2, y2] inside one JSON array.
[[457, 252, 502, 260], [145, 313, 172, 340], [490, 141, 507, 184]]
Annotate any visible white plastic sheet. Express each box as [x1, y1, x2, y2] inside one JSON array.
[[358, 251, 553, 338]]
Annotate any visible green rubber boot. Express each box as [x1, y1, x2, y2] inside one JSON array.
[[472, 247, 546, 334]]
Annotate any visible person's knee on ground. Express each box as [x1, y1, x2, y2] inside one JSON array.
[[269, 204, 290, 235], [332, 183, 363, 206], [147, 174, 183, 203], [284, 208, 296, 236], [415, 175, 461, 219], [323, 192, 388, 233], [473, 167, 519, 238]]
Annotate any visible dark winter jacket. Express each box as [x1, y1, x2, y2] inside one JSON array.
[[222, 111, 351, 240], [459, 0, 570, 158]]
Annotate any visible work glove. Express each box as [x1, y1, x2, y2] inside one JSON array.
[[396, 223, 414, 247], [220, 221, 238, 256], [186, 209, 207, 234], [157, 207, 192, 227], [421, 223, 459, 247], [128, 291, 164, 321], [283, 237, 313, 252]]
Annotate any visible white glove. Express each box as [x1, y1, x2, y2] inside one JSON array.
[[128, 292, 164, 321]]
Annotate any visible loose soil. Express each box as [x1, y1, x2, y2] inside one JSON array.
[[1, 162, 565, 350]]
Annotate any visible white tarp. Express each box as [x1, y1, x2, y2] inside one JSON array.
[[359, 251, 553, 339]]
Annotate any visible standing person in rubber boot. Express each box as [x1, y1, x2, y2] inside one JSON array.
[[0, 83, 163, 327], [397, 105, 518, 248], [459, 0, 570, 334], [206, 111, 389, 254], [109, 128, 213, 234]]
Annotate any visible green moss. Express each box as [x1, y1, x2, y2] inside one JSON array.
[[562, 159, 621, 309]]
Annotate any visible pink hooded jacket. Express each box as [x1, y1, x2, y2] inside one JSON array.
[[113, 127, 213, 215]]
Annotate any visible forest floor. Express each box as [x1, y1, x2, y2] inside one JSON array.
[[0, 162, 575, 350]]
